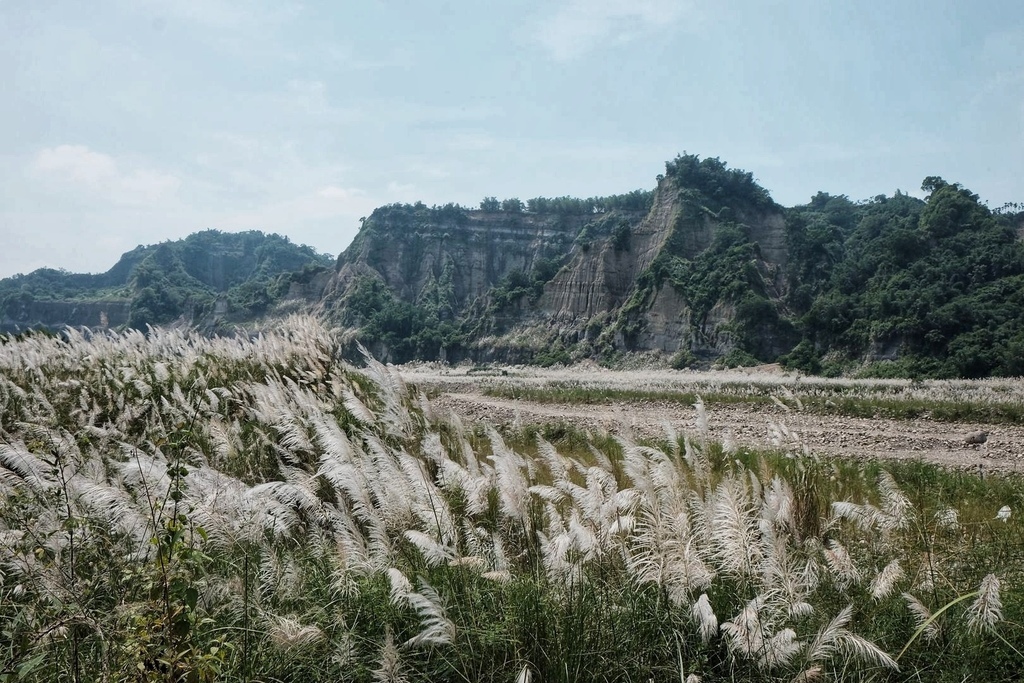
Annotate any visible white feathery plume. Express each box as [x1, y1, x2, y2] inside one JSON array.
[[402, 580, 455, 648], [586, 442, 613, 471], [709, 476, 761, 577], [802, 604, 852, 666], [877, 471, 912, 530], [268, 616, 324, 649], [721, 596, 765, 659], [530, 483, 565, 504], [761, 628, 802, 669], [830, 501, 882, 531], [995, 505, 1011, 522], [536, 435, 569, 482], [870, 559, 905, 601], [448, 556, 486, 571], [396, 451, 456, 546], [310, 411, 355, 464], [365, 512, 394, 568], [836, 631, 898, 670], [387, 567, 414, 605], [692, 593, 718, 644], [661, 420, 679, 456], [358, 346, 411, 436], [901, 593, 939, 641], [966, 574, 1003, 633], [0, 442, 56, 494], [372, 629, 408, 683], [823, 540, 860, 590], [486, 426, 531, 528], [694, 397, 709, 442], [207, 418, 238, 464], [417, 392, 434, 423], [934, 507, 960, 530], [491, 530, 509, 572], [618, 442, 654, 503], [790, 666, 823, 682], [626, 503, 713, 603], [342, 387, 375, 424], [804, 604, 898, 671], [515, 665, 532, 683], [404, 530, 455, 567], [762, 476, 796, 530]]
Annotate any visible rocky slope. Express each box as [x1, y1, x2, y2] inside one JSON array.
[[319, 155, 795, 364]]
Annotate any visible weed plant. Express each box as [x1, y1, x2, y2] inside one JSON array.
[[0, 318, 1021, 682]]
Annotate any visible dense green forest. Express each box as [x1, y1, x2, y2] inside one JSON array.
[[0, 230, 332, 330], [783, 180, 1024, 377]]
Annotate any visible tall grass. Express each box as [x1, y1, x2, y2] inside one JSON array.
[[0, 318, 1020, 682], [480, 383, 1024, 424]]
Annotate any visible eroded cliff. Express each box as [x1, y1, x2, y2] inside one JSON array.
[[319, 158, 794, 364]]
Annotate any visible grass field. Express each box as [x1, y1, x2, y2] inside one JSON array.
[[1, 320, 1021, 682]]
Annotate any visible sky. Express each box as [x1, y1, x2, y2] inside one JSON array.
[[2, 0, 1023, 277]]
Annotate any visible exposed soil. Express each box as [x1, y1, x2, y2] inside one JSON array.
[[403, 371, 1024, 474]]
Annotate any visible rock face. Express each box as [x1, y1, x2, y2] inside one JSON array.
[[319, 170, 793, 363], [1, 300, 131, 335]]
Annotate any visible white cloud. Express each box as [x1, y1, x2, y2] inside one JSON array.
[[537, 0, 689, 61], [29, 145, 181, 205]]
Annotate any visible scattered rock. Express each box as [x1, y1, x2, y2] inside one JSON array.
[[964, 430, 989, 445]]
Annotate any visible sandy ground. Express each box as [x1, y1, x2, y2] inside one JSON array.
[[399, 367, 1024, 474]]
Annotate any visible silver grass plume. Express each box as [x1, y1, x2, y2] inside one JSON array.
[[402, 580, 456, 648], [966, 574, 1003, 633], [823, 540, 860, 590], [693, 396, 709, 442], [372, 629, 408, 683], [692, 593, 718, 644], [268, 616, 325, 649], [387, 568, 414, 605], [901, 593, 939, 641], [627, 504, 713, 604], [709, 476, 762, 577], [404, 530, 455, 567], [762, 476, 796, 531], [803, 604, 897, 672], [870, 559, 905, 601], [934, 507, 960, 530], [342, 387, 376, 425], [877, 471, 912, 530], [486, 426, 531, 528]]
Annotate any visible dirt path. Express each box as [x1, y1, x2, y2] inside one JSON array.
[[425, 388, 1024, 474]]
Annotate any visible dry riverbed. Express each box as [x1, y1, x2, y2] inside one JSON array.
[[398, 363, 1024, 474]]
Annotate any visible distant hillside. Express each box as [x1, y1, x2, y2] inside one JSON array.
[[0, 230, 332, 334], [7, 158, 1022, 379], [319, 154, 1024, 378]]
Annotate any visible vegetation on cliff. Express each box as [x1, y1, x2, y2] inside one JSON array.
[[784, 180, 1024, 377], [329, 155, 1024, 378], [0, 230, 332, 330]]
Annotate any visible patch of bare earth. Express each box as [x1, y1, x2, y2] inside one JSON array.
[[400, 367, 1024, 474]]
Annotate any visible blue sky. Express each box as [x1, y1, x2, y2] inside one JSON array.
[[2, 0, 1022, 277]]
